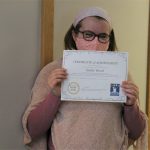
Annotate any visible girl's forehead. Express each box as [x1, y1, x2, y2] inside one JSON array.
[[80, 17, 110, 32]]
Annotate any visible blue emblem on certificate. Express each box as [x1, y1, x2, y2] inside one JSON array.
[[110, 84, 120, 96]]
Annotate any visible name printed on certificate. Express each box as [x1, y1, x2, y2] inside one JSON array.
[[61, 50, 128, 103]]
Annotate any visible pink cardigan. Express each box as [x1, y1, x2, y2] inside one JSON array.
[[22, 59, 148, 150], [27, 91, 145, 149]]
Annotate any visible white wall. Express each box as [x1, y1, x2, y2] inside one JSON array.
[[0, 0, 41, 149], [54, 0, 149, 112]]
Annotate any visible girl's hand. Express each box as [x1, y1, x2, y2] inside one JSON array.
[[121, 81, 139, 106], [48, 68, 67, 96]]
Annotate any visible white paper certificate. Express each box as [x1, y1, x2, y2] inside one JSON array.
[[61, 50, 128, 103]]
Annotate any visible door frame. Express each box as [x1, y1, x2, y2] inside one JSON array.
[[41, 0, 54, 68]]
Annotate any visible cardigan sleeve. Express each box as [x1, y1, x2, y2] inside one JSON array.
[[27, 92, 61, 140], [123, 103, 146, 140], [22, 60, 62, 145]]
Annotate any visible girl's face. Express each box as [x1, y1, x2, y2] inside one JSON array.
[[73, 17, 111, 51]]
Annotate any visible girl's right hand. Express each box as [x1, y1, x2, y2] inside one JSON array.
[[48, 68, 67, 96]]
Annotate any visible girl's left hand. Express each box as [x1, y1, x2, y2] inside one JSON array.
[[121, 81, 139, 106]]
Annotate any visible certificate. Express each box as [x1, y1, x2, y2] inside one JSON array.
[[61, 50, 128, 103]]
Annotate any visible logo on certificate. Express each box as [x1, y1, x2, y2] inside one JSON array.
[[110, 84, 120, 96], [68, 82, 80, 94]]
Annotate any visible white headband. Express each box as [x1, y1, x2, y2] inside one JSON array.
[[73, 7, 111, 28]]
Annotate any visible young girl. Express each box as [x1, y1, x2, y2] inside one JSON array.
[[22, 7, 147, 150]]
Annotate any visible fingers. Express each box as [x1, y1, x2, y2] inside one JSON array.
[[121, 81, 139, 105], [122, 87, 139, 99], [124, 93, 137, 105], [122, 81, 138, 92], [48, 68, 68, 88]]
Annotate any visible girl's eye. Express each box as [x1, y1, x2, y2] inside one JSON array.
[[99, 33, 109, 39], [84, 31, 94, 38]]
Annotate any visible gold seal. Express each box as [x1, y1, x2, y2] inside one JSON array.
[[68, 82, 80, 94]]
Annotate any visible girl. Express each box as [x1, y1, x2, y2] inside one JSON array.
[[22, 7, 147, 150]]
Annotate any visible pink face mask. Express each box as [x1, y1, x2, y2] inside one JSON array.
[[75, 37, 108, 51]]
